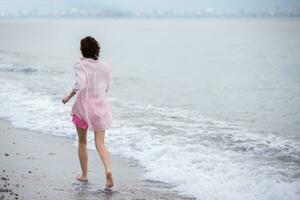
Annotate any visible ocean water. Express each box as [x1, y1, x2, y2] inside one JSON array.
[[0, 18, 300, 200]]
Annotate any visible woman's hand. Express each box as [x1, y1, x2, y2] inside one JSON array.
[[62, 95, 70, 104], [62, 91, 77, 104]]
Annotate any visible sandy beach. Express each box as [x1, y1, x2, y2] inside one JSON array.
[[0, 119, 193, 200]]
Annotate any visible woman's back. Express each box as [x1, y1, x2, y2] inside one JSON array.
[[80, 58, 110, 99], [72, 58, 112, 131]]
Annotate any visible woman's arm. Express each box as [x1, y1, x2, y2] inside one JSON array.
[[62, 90, 77, 104], [62, 62, 86, 104]]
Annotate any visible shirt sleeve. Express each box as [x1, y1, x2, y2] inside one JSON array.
[[73, 63, 86, 92]]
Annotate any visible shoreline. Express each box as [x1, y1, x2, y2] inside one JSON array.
[[0, 119, 194, 200]]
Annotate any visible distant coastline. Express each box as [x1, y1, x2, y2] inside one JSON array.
[[1, 15, 300, 20], [1, 8, 300, 19]]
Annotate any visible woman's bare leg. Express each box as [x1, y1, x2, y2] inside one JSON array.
[[76, 127, 88, 181], [94, 130, 113, 188]]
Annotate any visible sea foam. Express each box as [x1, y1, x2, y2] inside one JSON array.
[[0, 78, 299, 200]]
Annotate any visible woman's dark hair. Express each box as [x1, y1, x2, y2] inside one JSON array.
[[80, 36, 100, 60]]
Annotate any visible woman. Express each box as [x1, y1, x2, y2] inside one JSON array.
[[62, 36, 113, 191]]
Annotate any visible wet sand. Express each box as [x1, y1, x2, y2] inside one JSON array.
[[0, 119, 194, 200]]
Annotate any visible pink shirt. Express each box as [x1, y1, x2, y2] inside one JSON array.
[[71, 58, 112, 131]]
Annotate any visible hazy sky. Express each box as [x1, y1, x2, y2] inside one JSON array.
[[0, 0, 299, 13]]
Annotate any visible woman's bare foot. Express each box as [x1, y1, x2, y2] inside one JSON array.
[[106, 171, 114, 188], [76, 174, 88, 182]]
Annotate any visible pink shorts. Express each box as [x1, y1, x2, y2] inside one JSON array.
[[72, 114, 88, 130]]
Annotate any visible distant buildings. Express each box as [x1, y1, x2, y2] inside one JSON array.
[[0, 6, 299, 18]]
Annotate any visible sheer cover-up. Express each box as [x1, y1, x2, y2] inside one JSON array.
[[71, 58, 112, 131]]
